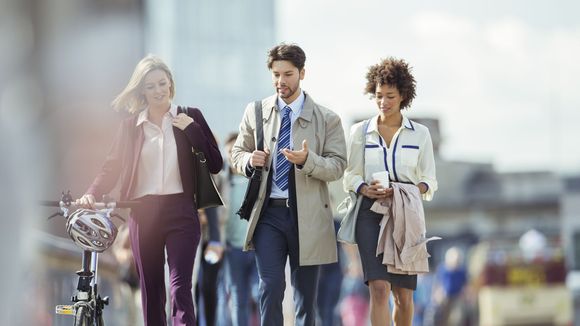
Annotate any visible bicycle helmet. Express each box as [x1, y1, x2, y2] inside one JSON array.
[[66, 209, 118, 253]]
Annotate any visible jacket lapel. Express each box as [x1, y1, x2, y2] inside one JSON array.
[[173, 106, 196, 200], [173, 106, 189, 182], [126, 120, 144, 199]]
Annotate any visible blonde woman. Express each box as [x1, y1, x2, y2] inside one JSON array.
[[76, 55, 223, 325], [343, 58, 437, 325]]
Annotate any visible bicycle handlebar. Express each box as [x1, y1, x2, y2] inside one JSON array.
[[40, 200, 140, 209]]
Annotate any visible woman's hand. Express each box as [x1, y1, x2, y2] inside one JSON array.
[[172, 113, 194, 130], [360, 180, 393, 199], [75, 194, 96, 209], [417, 182, 428, 194]]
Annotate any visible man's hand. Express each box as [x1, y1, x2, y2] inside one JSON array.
[[281, 139, 309, 166], [250, 149, 270, 168]]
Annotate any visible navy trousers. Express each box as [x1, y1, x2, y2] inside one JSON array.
[[253, 205, 320, 326], [129, 193, 200, 326]]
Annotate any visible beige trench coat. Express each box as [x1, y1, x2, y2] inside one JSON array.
[[231, 92, 347, 266]]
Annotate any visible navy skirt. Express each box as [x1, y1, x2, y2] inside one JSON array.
[[355, 197, 417, 290]]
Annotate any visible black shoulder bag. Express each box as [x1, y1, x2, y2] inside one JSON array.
[[194, 151, 224, 209], [236, 101, 263, 221], [180, 106, 224, 209]]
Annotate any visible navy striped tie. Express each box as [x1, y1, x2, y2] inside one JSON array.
[[274, 106, 292, 191]]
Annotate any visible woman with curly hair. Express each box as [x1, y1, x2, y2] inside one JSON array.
[[343, 57, 438, 325]]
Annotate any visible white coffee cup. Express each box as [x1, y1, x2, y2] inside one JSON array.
[[372, 171, 390, 189]]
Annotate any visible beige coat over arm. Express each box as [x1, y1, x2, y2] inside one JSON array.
[[231, 92, 347, 266]]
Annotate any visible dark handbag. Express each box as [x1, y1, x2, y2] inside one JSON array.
[[179, 106, 224, 209], [194, 151, 224, 209], [236, 101, 263, 221]]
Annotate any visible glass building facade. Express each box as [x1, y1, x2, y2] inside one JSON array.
[[145, 0, 276, 141]]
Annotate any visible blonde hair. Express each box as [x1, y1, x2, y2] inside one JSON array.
[[111, 54, 175, 114]]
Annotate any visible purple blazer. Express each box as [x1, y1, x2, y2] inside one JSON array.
[[87, 107, 223, 204]]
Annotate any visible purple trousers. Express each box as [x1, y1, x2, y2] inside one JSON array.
[[129, 193, 200, 326]]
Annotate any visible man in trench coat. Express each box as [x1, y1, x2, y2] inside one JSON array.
[[231, 43, 347, 326]]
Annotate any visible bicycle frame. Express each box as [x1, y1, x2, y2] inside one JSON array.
[[77, 251, 105, 319], [55, 250, 109, 324], [44, 192, 138, 325]]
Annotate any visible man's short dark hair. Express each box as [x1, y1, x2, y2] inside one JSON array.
[[267, 43, 306, 70]]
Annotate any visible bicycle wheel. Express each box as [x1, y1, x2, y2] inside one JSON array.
[[95, 313, 104, 326], [74, 305, 92, 326]]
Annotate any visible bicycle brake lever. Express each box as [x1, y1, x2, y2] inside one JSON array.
[[110, 213, 126, 223], [47, 212, 63, 220]]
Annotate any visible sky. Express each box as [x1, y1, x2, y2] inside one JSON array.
[[276, 0, 580, 175]]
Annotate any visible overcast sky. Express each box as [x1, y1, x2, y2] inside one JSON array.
[[275, 0, 580, 175]]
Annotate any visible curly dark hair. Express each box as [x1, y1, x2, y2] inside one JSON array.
[[267, 43, 306, 70], [364, 57, 416, 109]]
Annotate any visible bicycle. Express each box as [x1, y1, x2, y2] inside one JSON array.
[[41, 191, 139, 326]]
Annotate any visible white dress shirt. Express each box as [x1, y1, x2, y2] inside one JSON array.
[[270, 90, 305, 199], [132, 103, 184, 199], [343, 114, 437, 201]]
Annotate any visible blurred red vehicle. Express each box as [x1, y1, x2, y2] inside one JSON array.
[[468, 235, 573, 326]]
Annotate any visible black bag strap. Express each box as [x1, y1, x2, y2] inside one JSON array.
[[254, 100, 264, 153]]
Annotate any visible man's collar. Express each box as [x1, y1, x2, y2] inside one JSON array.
[[277, 89, 305, 114]]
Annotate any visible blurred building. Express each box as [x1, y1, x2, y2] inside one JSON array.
[[562, 176, 580, 322], [343, 117, 564, 253], [414, 117, 575, 325], [145, 0, 276, 141], [39, 0, 145, 212], [411, 118, 564, 261], [562, 177, 580, 271]]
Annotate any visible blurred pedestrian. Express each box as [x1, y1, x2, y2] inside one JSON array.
[[219, 132, 259, 326], [317, 179, 347, 325], [195, 206, 224, 326], [429, 247, 468, 326], [343, 57, 438, 325], [230, 43, 347, 326], [112, 224, 143, 326], [413, 272, 434, 326], [339, 244, 370, 326], [76, 54, 223, 325]]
